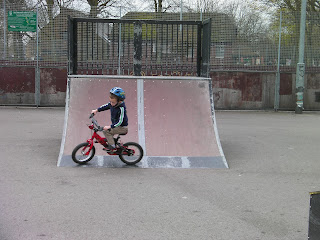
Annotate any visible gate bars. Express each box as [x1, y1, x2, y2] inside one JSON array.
[[68, 17, 211, 77]]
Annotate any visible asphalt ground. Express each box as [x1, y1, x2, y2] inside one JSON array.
[[0, 107, 319, 240]]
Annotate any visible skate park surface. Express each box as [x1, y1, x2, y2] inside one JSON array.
[[1, 107, 320, 240], [58, 76, 227, 168]]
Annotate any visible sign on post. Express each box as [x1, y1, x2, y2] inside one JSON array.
[[7, 11, 37, 32]]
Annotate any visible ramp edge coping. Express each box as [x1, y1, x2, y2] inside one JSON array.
[[68, 75, 211, 81]]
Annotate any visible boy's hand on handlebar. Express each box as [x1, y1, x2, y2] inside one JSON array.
[[91, 109, 98, 115], [90, 109, 98, 118], [103, 126, 111, 131]]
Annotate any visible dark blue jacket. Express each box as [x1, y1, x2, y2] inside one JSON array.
[[98, 102, 128, 128]]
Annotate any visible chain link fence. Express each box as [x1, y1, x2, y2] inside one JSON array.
[[1, 0, 320, 108], [279, 11, 320, 71], [1, 0, 320, 73], [0, 0, 97, 67], [0, 0, 319, 72]]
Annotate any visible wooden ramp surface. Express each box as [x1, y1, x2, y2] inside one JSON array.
[[58, 75, 228, 168]]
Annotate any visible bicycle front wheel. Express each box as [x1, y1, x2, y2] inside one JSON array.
[[119, 142, 144, 165], [72, 142, 96, 164]]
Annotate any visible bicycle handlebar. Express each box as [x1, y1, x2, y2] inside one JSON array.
[[89, 114, 103, 131]]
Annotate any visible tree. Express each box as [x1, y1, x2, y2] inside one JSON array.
[[194, 0, 224, 13], [87, 0, 116, 17], [260, 0, 320, 65], [87, 0, 137, 17], [154, 0, 163, 12], [258, 0, 320, 12], [150, 0, 176, 12], [224, 1, 274, 64]]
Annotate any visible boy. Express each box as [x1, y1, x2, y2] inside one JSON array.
[[91, 87, 128, 151]]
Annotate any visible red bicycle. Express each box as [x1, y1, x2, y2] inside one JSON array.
[[71, 114, 144, 165]]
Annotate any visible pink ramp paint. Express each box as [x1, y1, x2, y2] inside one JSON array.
[[58, 76, 227, 168]]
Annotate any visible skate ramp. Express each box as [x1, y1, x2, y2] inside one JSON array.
[[58, 75, 228, 168]]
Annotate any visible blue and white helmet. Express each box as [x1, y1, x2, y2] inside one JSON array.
[[110, 87, 125, 100]]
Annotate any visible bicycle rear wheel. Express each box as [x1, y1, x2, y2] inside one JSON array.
[[119, 142, 144, 165]]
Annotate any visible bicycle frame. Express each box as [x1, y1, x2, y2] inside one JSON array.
[[81, 116, 133, 157], [83, 124, 107, 155], [71, 114, 143, 165], [85, 124, 129, 156]]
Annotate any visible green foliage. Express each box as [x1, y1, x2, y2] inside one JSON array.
[[265, 0, 320, 65]]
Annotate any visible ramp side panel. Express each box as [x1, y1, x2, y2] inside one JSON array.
[[144, 79, 220, 157], [62, 77, 138, 156]]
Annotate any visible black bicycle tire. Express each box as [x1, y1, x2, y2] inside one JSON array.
[[118, 142, 144, 165], [71, 142, 96, 164]]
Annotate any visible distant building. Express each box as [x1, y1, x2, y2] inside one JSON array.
[[122, 12, 238, 66]]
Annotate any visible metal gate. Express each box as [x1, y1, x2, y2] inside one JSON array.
[[68, 17, 211, 77]]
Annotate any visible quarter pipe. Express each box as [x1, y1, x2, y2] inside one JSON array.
[[58, 75, 228, 168]]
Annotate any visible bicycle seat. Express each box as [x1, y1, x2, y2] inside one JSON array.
[[118, 133, 127, 136]]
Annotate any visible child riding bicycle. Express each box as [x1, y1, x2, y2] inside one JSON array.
[[91, 87, 128, 151]]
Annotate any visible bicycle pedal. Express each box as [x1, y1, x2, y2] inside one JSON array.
[[104, 148, 117, 153]]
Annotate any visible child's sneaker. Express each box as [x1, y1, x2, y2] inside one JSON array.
[[103, 145, 116, 152]]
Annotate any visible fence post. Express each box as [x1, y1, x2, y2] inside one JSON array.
[[118, 6, 122, 75], [201, 18, 211, 78], [68, 16, 77, 75], [274, 11, 282, 111], [3, 0, 6, 60], [35, 6, 40, 107], [295, 0, 307, 114], [134, 21, 142, 76], [68, 16, 73, 74], [197, 24, 202, 77]]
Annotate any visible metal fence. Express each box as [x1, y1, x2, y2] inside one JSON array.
[[0, 0, 94, 67], [68, 17, 211, 77], [1, 0, 320, 73]]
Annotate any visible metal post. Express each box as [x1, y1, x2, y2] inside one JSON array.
[[118, 6, 122, 75], [201, 19, 211, 77], [274, 11, 282, 111], [295, 0, 307, 114], [133, 21, 142, 76], [3, 0, 6, 60], [67, 17, 77, 75], [67, 16, 72, 74], [196, 24, 202, 77], [35, 5, 40, 107], [180, 0, 182, 32]]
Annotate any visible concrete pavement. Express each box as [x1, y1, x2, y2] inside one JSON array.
[[0, 107, 319, 240]]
